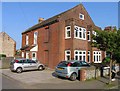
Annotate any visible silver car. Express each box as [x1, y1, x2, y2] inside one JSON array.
[[55, 60, 90, 81], [10, 58, 45, 73]]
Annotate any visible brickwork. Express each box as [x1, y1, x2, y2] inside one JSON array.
[[21, 4, 106, 69], [0, 32, 16, 57]]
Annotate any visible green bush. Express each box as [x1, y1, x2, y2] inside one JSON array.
[[103, 57, 110, 63], [0, 54, 6, 59]]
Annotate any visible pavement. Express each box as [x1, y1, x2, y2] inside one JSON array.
[[1, 69, 120, 89]]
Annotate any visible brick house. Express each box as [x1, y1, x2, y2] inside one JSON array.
[[21, 4, 105, 69], [0, 32, 16, 57]]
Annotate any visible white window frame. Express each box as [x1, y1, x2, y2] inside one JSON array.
[[92, 31, 97, 42], [79, 13, 84, 20], [26, 52, 29, 59], [65, 50, 71, 61], [88, 51, 90, 63], [32, 52, 36, 60], [34, 31, 38, 45], [74, 25, 86, 40], [26, 35, 29, 45], [65, 26, 71, 39], [22, 52, 24, 58], [87, 31, 91, 41], [93, 51, 101, 63], [74, 50, 86, 61]]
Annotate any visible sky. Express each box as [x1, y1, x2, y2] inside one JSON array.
[[1, 2, 119, 49]]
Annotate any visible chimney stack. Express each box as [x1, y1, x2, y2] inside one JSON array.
[[38, 18, 44, 23]]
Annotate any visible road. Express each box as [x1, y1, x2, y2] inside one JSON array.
[[2, 74, 31, 89]]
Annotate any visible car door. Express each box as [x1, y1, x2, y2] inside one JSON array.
[[22, 59, 30, 71], [30, 60, 38, 70], [27, 59, 37, 70]]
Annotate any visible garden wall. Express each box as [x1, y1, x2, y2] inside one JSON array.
[[80, 65, 119, 81], [0, 57, 14, 69]]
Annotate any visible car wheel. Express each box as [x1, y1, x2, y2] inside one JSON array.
[[70, 73, 77, 81], [38, 65, 44, 71], [16, 68, 22, 73]]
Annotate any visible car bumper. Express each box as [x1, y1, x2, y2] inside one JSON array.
[[55, 71, 70, 78], [10, 66, 16, 71]]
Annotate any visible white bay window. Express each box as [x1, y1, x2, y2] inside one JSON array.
[[74, 26, 86, 40], [74, 50, 86, 61]]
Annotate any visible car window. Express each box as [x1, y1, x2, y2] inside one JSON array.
[[58, 61, 67, 67], [71, 62, 80, 67], [27, 59, 32, 63], [31, 60, 36, 63], [80, 61, 89, 66], [18, 60, 23, 63], [23, 60, 28, 63]]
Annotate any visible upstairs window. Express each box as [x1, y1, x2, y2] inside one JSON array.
[[74, 26, 86, 40], [34, 31, 38, 45], [65, 26, 71, 39], [44, 26, 49, 43], [79, 13, 84, 20], [87, 31, 91, 41], [92, 31, 97, 42], [26, 35, 29, 45]]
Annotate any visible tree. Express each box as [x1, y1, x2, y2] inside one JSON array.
[[92, 29, 119, 84]]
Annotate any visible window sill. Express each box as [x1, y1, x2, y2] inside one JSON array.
[[74, 37, 86, 40], [65, 37, 71, 39]]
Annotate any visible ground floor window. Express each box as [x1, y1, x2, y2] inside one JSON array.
[[26, 52, 29, 59], [32, 52, 36, 60], [22, 52, 24, 58], [74, 50, 86, 61], [65, 50, 71, 61], [88, 51, 90, 63], [93, 51, 101, 63]]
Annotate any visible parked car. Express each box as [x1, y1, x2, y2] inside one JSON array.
[[10, 58, 45, 73], [55, 60, 90, 81]]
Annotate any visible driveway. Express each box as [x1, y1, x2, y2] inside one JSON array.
[[1, 69, 79, 85], [1, 69, 119, 89]]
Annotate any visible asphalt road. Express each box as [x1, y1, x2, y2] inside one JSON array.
[[2, 74, 31, 89]]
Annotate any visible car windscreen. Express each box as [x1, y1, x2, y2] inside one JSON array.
[[58, 61, 68, 67]]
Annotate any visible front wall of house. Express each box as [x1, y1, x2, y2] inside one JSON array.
[[21, 4, 106, 68], [37, 22, 60, 68], [21, 29, 38, 59]]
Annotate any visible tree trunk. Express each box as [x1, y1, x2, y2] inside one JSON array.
[[109, 54, 112, 84]]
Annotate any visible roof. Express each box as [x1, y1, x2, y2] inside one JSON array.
[[20, 45, 35, 51], [22, 4, 94, 34]]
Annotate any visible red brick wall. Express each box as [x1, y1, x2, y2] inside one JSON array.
[[21, 4, 106, 69]]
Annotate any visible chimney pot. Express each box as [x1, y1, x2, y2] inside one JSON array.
[[38, 18, 44, 23]]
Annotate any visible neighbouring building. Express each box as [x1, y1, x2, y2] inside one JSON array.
[[0, 32, 16, 57], [104, 26, 117, 32], [21, 4, 105, 69]]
